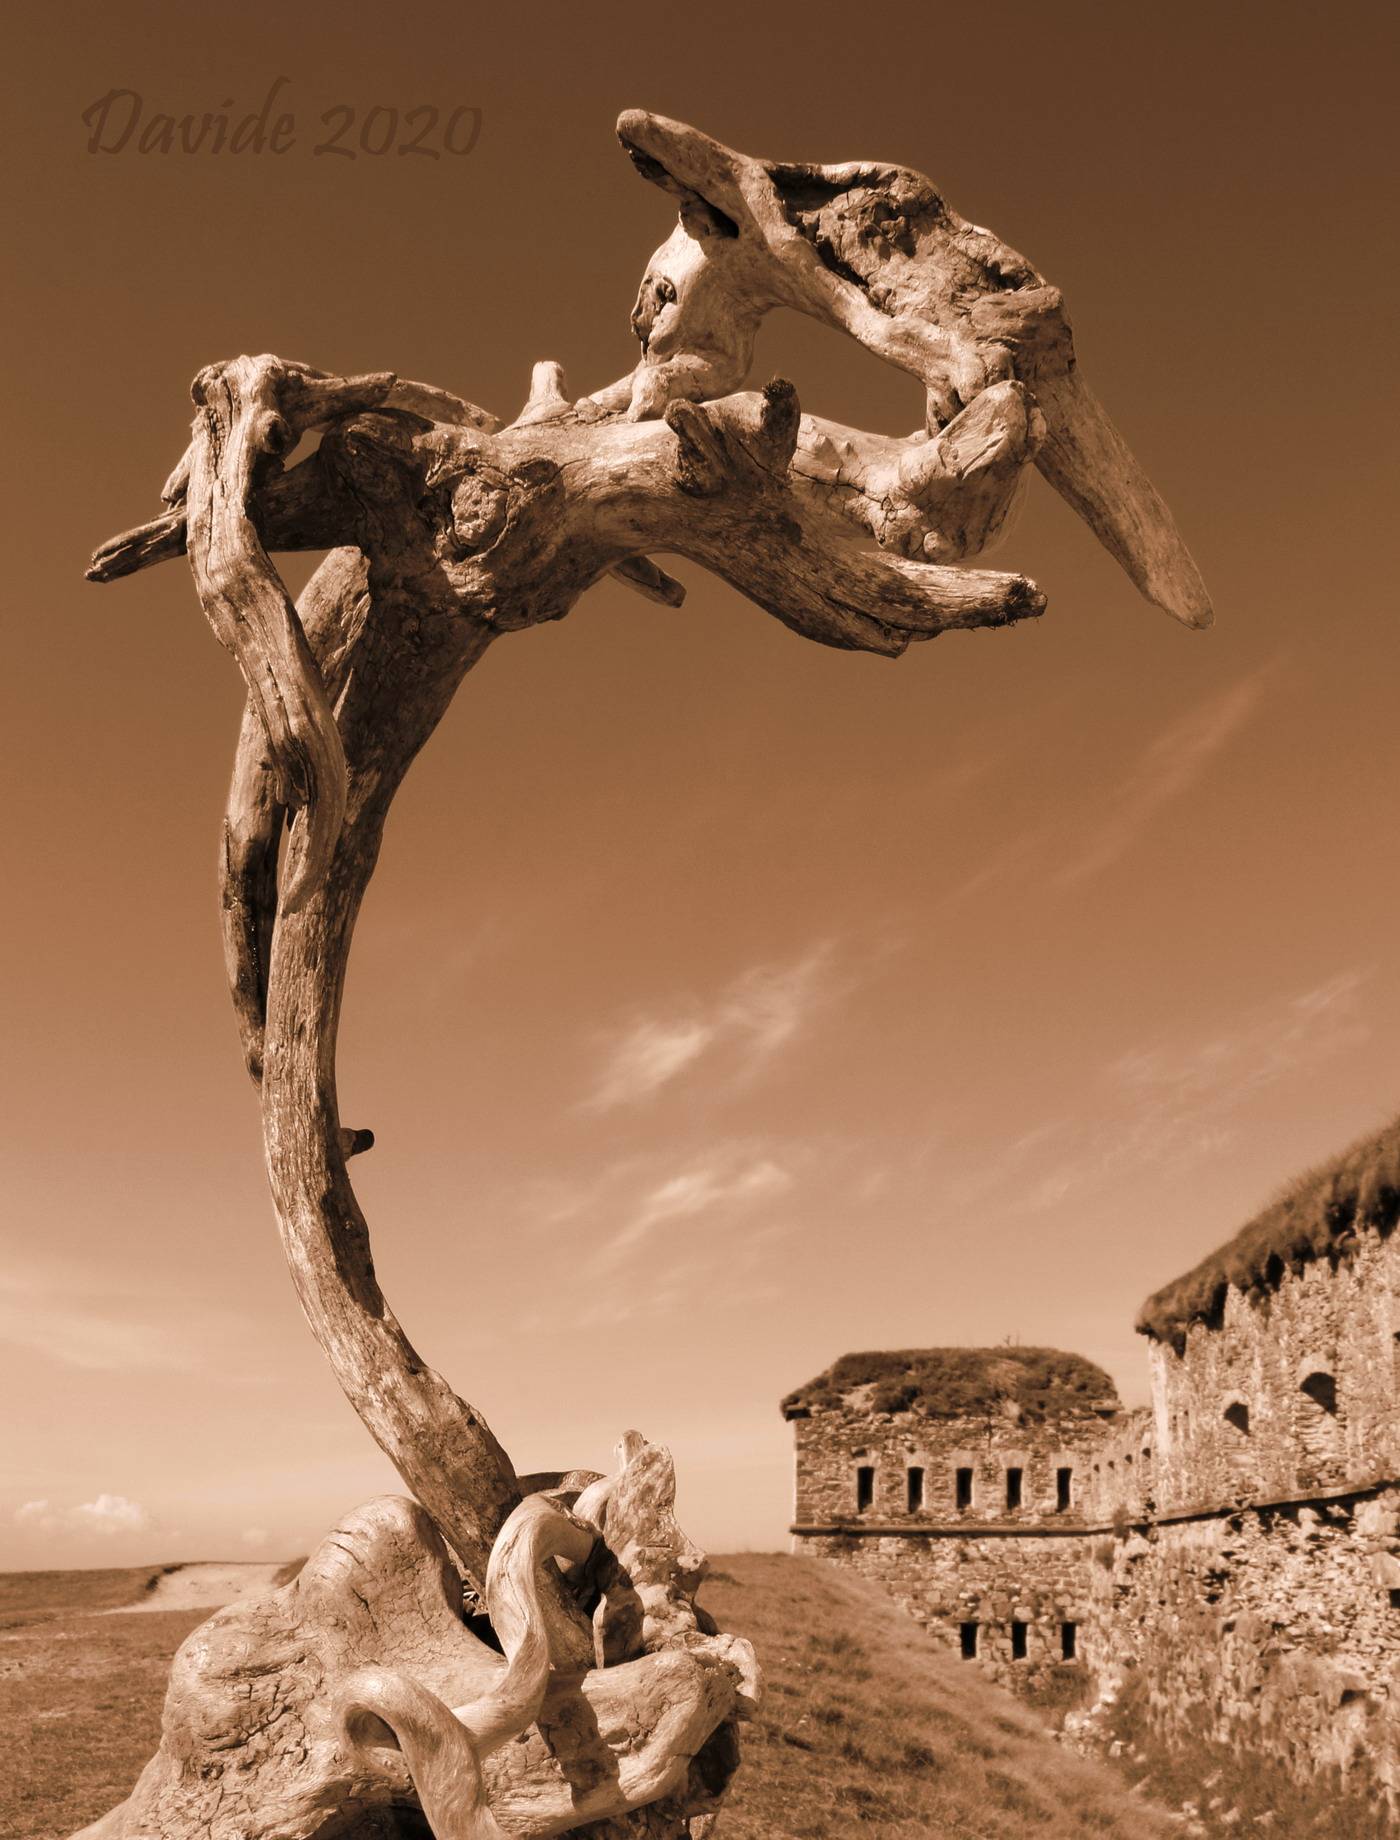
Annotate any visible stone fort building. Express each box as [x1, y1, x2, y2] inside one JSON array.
[[783, 1112, 1400, 1802]]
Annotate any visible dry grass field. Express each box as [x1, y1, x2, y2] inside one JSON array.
[[1, 1551, 1389, 1838], [3, 1566, 212, 1840]]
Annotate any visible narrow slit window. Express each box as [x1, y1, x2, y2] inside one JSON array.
[[906, 1465, 925, 1512], [1011, 1620, 1028, 1661], [1056, 1467, 1073, 1512], [1061, 1621, 1078, 1661], [855, 1465, 875, 1512], [955, 1466, 973, 1510], [1006, 1467, 1023, 1510], [1297, 1370, 1341, 1477], [959, 1621, 978, 1660]]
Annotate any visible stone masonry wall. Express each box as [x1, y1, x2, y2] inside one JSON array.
[[790, 1403, 1114, 1685], [791, 1402, 1115, 1527], [1146, 1227, 1400, 1515], [1078, 1407, 1155, 1524], [1082, 1224, 1400, 1801], [1085, 1486, 1400, 1800], [798, 1525, 1093, 1686]]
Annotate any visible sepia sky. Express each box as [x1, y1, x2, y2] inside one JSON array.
[[3, 0, 1397, 1567]]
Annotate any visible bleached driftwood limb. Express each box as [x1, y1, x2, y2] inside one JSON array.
[[81, 110, 1210, 1840], [184, 359, 401, 909], [90, 368, 685, 615], [606, 111, 1212, 626]]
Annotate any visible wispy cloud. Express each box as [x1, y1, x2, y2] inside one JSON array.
[[722, 952, 831, 1062], [594, 1153, 794, 1269], [1109, 968, 1370, 1110], [0, 1258, 263, 1376], [1051, 671, 1270, 888], [0, 1274, 192, 1372], [583, 944, 837, 1110], [586, 1018, 717, 1111], [16, 1493, 152, 1538], [999, 967, 1372, 1214], [523, 1185, 800, 1336], [942, 669, 1275, 908]]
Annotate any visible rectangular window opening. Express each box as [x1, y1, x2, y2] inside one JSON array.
[[1011, 1620, 1029, 1661], [1061, 1621, 1078, 1661], [1390, 1588, 1400, 1611], [960, 1621, 979, 1660], [1056, 1467, 1073, 1512], [906, 1465, 925, 1513], [1006, 1467, 1023, 1510], [955, 1466, 973, 1510], [855, 1465, 874, 1512]]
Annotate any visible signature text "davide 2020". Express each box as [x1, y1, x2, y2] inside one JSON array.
[[82, 77, 482, 160]]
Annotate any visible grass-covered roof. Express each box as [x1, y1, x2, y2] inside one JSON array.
[[1136, 1110, 1400, 1349], [781, 1346, 1119, 1421]]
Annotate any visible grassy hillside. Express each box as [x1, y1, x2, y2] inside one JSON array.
[[0, 1565, 170, 1622], [702, 1554, 1164, 1838], [2, 1551, 1166, 1840]]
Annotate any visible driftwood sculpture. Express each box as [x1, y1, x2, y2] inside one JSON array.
[[80, 113, 1210, 1840]]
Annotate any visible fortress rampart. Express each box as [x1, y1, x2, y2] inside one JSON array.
[[784, 1114, 1400, 1802]]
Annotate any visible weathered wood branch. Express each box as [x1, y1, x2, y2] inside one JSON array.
[[90, 368, 684, 614], [93, 354, 1042, 1622], [653, 382, 1044, 655], [611, 111, 1213, 627], [184, 359, 399, 909], [86, 448, 347, 582], [219, 546, 369, 1086], [111, 354, 1044, 1692], [794, 379, 1044, 562]]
